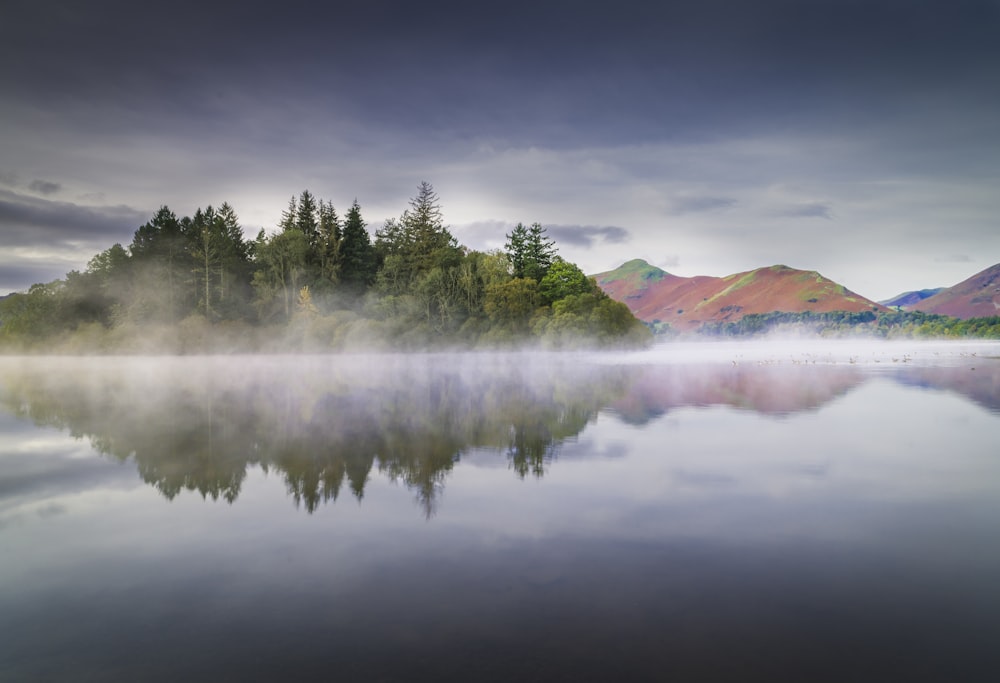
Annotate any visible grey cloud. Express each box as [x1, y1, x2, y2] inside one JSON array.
[[660, 254, 681, 269], [0, 262, 76, 292], [545, 225, 631, 249], [0, 189, 148, 248], [452, 221, 631, 252], [0, 171, 19, 187], [934, 254, 973, 263], [671, 196, 737, 215], [452, 220, 511, 251], [29, 179, 61, 196], [781, 203, 834, 220]]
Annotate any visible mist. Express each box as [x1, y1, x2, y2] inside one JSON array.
[[3, 339, 997, 515]]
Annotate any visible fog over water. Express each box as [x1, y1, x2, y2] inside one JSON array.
[[2, 340, 999, 681]]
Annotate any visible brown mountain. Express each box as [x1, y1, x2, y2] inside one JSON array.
[[594, 259, 885, 331], [912, 263, 1000, 318]]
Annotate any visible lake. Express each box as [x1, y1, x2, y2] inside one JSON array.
[[2, 340, 999, 682]]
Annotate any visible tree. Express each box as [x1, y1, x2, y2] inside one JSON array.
[[537, 257, 593, 305], [127, 206, 194, 321], [400, 181, 460, 275], [278, 195, 298, 232], [374, 182, 460, 296], [252, 229, 310, 320], [505, 222, 557, 281], [295, 190, 320, 248], [316, 200, 342, 286], [214, 202, 252, 316], [484, 277, 539, 333], [187, 204, 252, 321], [190, 206, 222, 319], [338, 199, 376, 296]]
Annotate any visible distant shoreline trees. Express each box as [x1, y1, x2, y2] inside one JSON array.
[[691, 309, 1000, 339], [0, 183, 652, 352]]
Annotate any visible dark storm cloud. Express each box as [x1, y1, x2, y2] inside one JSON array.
[[0, 189, 147, 248], [3, 0, 997, 148], [545, 225, 631, 249]]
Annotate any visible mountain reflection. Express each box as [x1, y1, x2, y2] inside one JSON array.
[[1, 353, 996, 514]]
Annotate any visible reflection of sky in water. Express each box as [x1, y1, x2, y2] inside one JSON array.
[[2, 347, 1000, 681]]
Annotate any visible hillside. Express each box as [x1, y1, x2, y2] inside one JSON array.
[[912, 263, 1000, 318], [594, 260, 885, 331], [880, 288, 944, 309]]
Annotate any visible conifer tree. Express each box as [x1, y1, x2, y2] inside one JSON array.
[[295, 190, 320, 248], [401, 181, 459, 275], [505, 222, 557, 281], [339, 199, 375, 295], [279, 196, 298, 232], [317, 200, 342, 285]]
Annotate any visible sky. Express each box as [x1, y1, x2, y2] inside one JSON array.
[[2, 0, 999, 302]]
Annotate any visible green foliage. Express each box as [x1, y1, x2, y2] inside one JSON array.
[[538, 258, 594, 305], [505, 222, 557, 281], [533, 291, 653, 348], [338, 200, 375, 297], [251, 228, 310, 321], [485, 277, 539, 333], [1, 183, 652, 352]]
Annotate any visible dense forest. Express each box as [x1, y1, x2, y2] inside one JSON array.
[[0, 183, 651, 352]]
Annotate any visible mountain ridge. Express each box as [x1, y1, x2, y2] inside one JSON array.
[[594, 259, 1000, 331], [594, 260, 885, 331], [912, 263, 1000, 318]]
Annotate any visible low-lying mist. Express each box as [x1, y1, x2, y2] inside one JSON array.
[[2, 340, 997, 515]]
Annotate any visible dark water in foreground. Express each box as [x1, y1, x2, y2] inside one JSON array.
[[2, 341, 1000, 682]]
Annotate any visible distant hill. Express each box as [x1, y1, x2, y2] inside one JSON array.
[[912, 263, 1000, 318], [879, 288, 944, 309], [594, 259, 885, 331]]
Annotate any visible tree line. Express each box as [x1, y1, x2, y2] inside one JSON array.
[[695, 310, 1000, 338], [0, 182, 652, 351]]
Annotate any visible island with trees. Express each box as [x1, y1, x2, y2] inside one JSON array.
[[0, 183, 652, 352]]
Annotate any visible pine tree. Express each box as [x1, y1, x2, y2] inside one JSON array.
[[215, 202, 252, 315], [339, 199, 375, 295], [190, 206, 222, 319], [279, 196, 298, 232], [505, 222, 556, 281], [295, 190, 319, 248], [128, 206, 193, 321], [317, 200, 342, 285], [401, 181, 459, 275]]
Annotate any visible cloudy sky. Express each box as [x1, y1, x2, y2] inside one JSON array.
[[2, 0, 998, 301]]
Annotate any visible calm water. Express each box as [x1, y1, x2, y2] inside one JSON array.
[[2, 341, 999, 682]]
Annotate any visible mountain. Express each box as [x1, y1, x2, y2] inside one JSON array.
[[594, 259, 885, 331], [912, 263, 1000, 318], [879, 288, 944, 309]]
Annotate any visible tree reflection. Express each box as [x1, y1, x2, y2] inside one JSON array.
[[4, 354, 991, 515], [0, 356, 628, 515]]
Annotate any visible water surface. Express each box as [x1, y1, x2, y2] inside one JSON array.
[[2, 341, 999, 681]]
